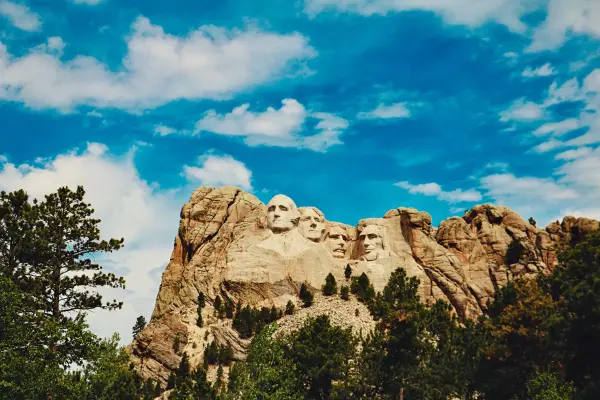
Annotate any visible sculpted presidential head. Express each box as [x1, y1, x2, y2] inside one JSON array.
[[266, 194, 300, 233], [325, 224, 349, 258], [359, 224, 386, 261], [298, 207, 325, 242]]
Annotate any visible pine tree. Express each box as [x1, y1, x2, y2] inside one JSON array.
[[270, 306, 278, 322], [322, 273, 338, 296], [299, 283, 313, 307], [204, 341, 219, 365], [173, 334, 181, 353], [351, 273, 375, 303], [198, 292, 206, 309], [0, 186, 125, 364], [340, 285, 350, 300], [176, 353, 191, 384], [214, 295, 222, 316], [225, 300, 234, 319], [132, 315, 146, 338], [344, 264, 352, 280], [166, 372, 176, 390], [285, 300, 295, 315]]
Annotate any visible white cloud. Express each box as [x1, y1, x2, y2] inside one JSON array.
[[0, 17, 315, 111], [522, 63, 556, 78], [478, 146, 600, 225], [0, 0, 41, 31], [500, 98, 545, 122], [0, 143, 186, 344], [533, 118, 580, 136], [528, 0, 600, 52], [481, 173, 578, 201], [304, 0, 534, 33], [153, 125, 177, 136], [555, 147, 592, 160], [194, 99, 348, 152], [357, 102, 411, 120], [532, 138, 563, 153], [72, 0, 104, 4], [183, 153, 253, 191], [395, 181, 482, 203]]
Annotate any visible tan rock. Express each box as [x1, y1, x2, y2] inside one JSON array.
[[128, 187, 599, 387]]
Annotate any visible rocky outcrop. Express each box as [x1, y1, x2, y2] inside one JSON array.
[[128, 186, 599, 385]]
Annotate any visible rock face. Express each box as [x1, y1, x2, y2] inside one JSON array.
[[128, 186, 598, 385]]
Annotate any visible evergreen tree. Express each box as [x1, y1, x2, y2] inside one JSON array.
[[166, 373, 176, 390], [197, 292, 206, 327], [286, 315, 356, 399], [173, 334, 181, 353], [225, 300, 234, 319], [322, 273, 338, 296], [204, 341, 219, 365], [344, 264, 352, 280], [340, 285, 350, 300], [350, 272, 375, 303], [176, 353, 191, 385], [198, 292, 206, 309], [132, 315, 146, 338], [269, 306, 278, 322], [299, 283, 313, 307], [0, 186, 125, 365], [214, 295, 222, 314], [285, 300, 295, 315]]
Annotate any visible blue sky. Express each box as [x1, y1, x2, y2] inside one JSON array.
[[1, 0, 600, 342]]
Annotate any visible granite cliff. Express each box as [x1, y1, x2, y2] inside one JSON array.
[[128, 186, 599, 385]]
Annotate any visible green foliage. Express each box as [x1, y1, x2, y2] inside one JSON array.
[[350, 272, 375, 303], [548, 230, 600, 398], [132, 315, 146, 338], [340, 285, 349, 300], [173, 334, 182, 353], [198, 292, 206, 309], [344, 264, 352, 280], [523, 369, 575, 400], [232, 304, 282, 339], [529, 217, 537, 227], [322, 272, 338, 296], [203, 341, 233, 367], [197, 292, 206, 327], [285, 300, 295, 315], [225, 325, 299, 400], [286, 315, 356, 399], [214, 295, 222, 315], [299, 282, 313, 307]]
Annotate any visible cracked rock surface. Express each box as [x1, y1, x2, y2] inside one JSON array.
[[128, 186, 598, 385]]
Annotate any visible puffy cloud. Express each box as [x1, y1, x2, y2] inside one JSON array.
[[0, 143, 188, 343], [183, 153, 253, 191], [357, 102, 411, 120], [194, 99, 348, 152], [153, 125, 177, 136], [522, 63, 556, 78], [0, 17, 315, 111], [395, 181, 482, 203], [0, 0, 41, 31], [528, 0, 600, 52], [499, 98, 545, 122]]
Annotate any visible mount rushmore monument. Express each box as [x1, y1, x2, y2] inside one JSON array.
[[128, 186, 600, 385]]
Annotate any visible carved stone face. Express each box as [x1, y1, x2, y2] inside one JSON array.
[[299, 208, 325, 242], [359, 225, 384, 261], [325, 225, 349, 258], [266, 194, 299, 233]]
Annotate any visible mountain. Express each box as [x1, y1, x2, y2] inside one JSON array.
[[128, 186, 599, 385]]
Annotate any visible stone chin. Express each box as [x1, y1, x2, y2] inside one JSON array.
[[331, 249, 346, 259], [362, 251, 379, 262]]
